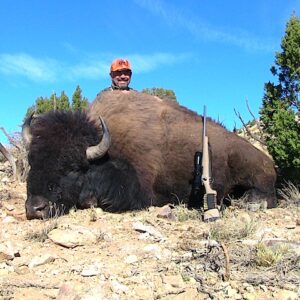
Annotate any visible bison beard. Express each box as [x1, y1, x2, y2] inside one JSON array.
[[24, 111, 147, 220]]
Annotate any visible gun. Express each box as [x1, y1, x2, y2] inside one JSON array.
[[201, 106, 218, 211], [189, 106, 220, 221]]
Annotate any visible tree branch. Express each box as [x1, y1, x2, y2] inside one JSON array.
[[0, 127, 21, 150], [234, 108, 267, 146], [0, 142, 17, 180], [245, 98, 264, 136]]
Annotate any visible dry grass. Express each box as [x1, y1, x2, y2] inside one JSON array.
[[88, 206, 97, 222], [277, 181, 300, 207], [209, 213, 257, 241], [25, 203, 63, 242], [25, 218, 58, 242], [173, 202, 202, 222], [255, 242, 291, 267]]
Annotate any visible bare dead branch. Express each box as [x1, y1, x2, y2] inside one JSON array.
[[220, 242, 230, 281], [0, 127, 21, 150], [234, 108, 267, 146], [245, 98, 264, 136], [0, 142, 17, 180]]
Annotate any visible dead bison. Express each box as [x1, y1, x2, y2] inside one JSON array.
[[23, 111, 148, 219], [89, 90, 277, 208]]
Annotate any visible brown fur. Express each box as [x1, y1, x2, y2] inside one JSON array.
[[89, 91, 277, 207]]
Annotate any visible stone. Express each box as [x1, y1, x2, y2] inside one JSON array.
[[124, 255, 138, 264], [162, 274, 185, 288], [243, 292, 256, 300], [156, 205, 176, 221], [132, 221, 164, 240], [28, 254, 57, 269], [0, 241, 19, 261], [275, 289, 298, 300], [81, 263, 102, 277], [48, 225, 98, 248], [110, 279, 129, 294]]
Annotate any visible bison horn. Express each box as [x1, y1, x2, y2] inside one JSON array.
[[86, 116, 111, 160], [22, 112, 34, 149]]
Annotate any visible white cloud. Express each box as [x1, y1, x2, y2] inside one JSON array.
[[134, 0, 277, 52], [0, 53, 59, 82], [0, 52, 190, 82], [128, 52, 190, 73]]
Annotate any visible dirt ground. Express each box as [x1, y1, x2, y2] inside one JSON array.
[[0, 168, 299, 300]]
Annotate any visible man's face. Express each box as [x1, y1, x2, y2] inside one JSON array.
[[110, 69, 132, 89]]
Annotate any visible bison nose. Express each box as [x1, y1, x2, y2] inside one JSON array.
[[25, 196, 50, 220]]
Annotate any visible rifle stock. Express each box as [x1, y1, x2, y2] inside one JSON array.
[[201, 107, 217, 210]]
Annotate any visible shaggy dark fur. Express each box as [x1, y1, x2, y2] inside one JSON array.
[[89, 91, 277, 208], [25, 111, 147, 219]]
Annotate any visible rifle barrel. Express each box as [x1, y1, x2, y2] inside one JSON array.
[[202, 105, 207, 147]]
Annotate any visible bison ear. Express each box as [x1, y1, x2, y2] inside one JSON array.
[[86, 117, 111, 160]]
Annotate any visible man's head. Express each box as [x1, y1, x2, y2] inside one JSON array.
[[110, 58, 132, 90]]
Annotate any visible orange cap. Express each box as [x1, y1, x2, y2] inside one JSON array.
[[110, 58, 131, 72]]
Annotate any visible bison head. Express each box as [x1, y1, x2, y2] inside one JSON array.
[[23, 110, 145, 220]]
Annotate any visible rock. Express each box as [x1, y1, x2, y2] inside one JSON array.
[[56, 283, 80, 300], [162, 274, 185, 288], [1, 176, 10, 183], [0, 241, 19, 261], [243, 292, 256, 300], [110, 279, 128, 294], [132, 221, 164, 241], [124, 255, 138, 264], [133, 286, 153, 299], [3, 203, 15, 211], [241, 239, 258, 246], [28, 254, 57, 268], [81, 263, 102, 277], [156, 205, 176, 221], [225, 286, 238, 298], [285, 224, 296, 229], [2, 216, 18, 223], [48, 225, 98, 248], [275, 289, 298, 300], [260, 285, 268, 292]]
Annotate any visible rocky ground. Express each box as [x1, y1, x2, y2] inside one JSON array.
[[0, 160, 299, 300]]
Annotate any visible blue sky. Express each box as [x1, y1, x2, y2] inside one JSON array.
[[0, 0, 299, 144]]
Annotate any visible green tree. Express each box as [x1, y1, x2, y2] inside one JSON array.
[[24, 86, 89, 120], [142, 87, 178, 103], [57, 91, 70, 110], [36, 96, 53, 114], [260, 15, 300, 182], [72, 85, 88, 111]]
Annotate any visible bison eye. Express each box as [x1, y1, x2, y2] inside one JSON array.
[[48, 183, 58, 192], [47, 183, 62, 199]]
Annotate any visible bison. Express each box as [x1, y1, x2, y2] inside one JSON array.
[[24, 91, 277, 219], [88, 91, 277, 208]]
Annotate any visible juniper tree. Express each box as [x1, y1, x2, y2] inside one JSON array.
[[260, 15, 300, 182]]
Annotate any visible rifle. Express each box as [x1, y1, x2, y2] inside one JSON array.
[[189, 106, 220, 221], [201, 106, 218, 211]]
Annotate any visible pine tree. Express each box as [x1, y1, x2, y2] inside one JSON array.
[[57, 91, 70, 110], [260, 15, 300, 182], [72, 85, 88, 111]]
